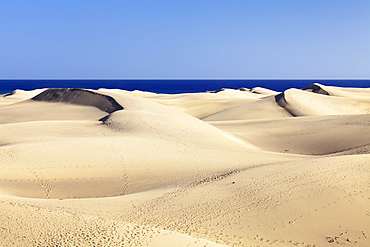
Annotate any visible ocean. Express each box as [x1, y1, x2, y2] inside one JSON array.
[[0, 79, 369, 95]]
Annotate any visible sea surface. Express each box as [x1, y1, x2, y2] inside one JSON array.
[[0, 79, 369, 95]]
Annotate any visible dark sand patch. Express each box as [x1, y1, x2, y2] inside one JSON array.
[[32, 88, 123, 114]]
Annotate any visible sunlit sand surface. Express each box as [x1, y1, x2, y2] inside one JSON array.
[[0, 84, 369, 246]]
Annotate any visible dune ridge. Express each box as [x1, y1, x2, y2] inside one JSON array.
[[0, 88, 126, 124], [302, 83, 330, 95], [202, 84, 370, 121], [0, 84, 369, 246], [32, 88, 124, 113]]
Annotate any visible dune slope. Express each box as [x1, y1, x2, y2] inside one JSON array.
[[32, 88, 124, 113], [210, 114, 370, 155]]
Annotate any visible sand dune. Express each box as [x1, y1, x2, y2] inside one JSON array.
[[0, 88, 125, 124], [0, 84, 369, 246], [33, 88, 124, 113], [275, 88, 370, 116], [202, 85, 370, 121], [249, 87, 279, 95], [205, 95, 290, 121], [0, 89, 45, 106], [0, 88, 298, 199], [209, 114, 370, 155], [303, 83, 370, 99], [118, 88, 265, 118]]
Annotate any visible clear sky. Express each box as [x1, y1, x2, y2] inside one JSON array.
[[1, 0, 369, 79]]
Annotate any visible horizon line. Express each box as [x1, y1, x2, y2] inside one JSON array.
[[1, 78, 370, 80]]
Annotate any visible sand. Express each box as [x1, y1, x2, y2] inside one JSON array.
[[0, 83, 369, 246]]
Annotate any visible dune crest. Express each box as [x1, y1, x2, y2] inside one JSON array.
[[0, 89, 45, 107], [250, 86, 279, 95], [275, 88, 370, 116], [32, 88, 124, 114], [302, 83, 330, 95]]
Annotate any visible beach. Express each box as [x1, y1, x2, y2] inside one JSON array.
[[0, 83, 369, 246]]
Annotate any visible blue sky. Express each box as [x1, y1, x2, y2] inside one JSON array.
[[0, 0, 369, 79]]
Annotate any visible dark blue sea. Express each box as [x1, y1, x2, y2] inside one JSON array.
[[0, 79, 369, 95]]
